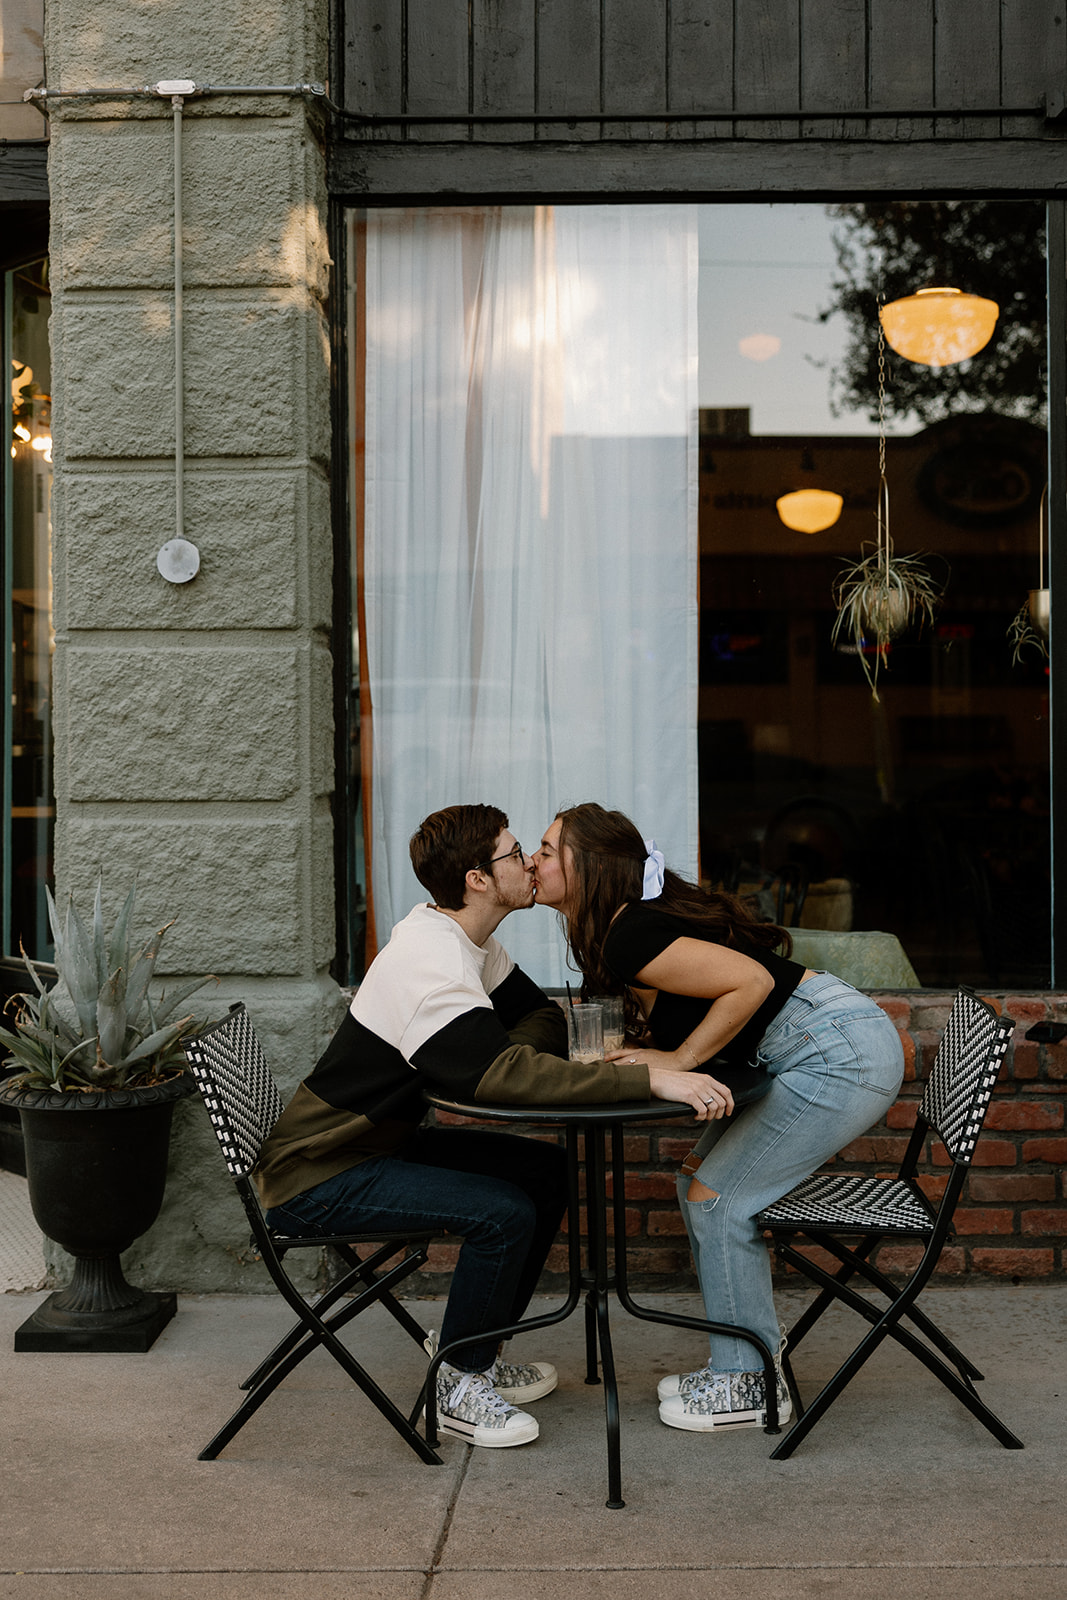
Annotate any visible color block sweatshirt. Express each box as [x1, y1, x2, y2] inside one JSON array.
[[254, 903, 650, 1210]]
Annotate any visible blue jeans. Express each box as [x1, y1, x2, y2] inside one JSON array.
[[265, 1127, 569, 1373], [680, 972, 905, 1371]]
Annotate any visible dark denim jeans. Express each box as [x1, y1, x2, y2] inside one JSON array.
[[265, 1126, 569, 1372]]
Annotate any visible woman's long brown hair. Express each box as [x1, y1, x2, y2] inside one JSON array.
[[555, 803, 790, 1023]]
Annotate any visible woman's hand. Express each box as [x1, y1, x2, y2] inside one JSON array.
[[643, 1063, 735, 1120], [607, 1046, 735, 1118]]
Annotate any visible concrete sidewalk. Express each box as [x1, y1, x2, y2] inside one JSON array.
[[1, 1283, 1063, 1599]]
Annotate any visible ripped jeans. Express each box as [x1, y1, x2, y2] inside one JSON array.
[[679, 972, 905, 1372]]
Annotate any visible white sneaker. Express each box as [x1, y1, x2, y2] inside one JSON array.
[[435, 1361, 539, 1448], [658, 1364, 792, 1432], [489, 1355, 558, 1403], [658, 1365, 711, 1402], [423, 1332, 558, 1403]]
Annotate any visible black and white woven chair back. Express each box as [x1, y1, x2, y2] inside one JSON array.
[[920, 989, 1015, 1166], [183, 1004, 284, 1180]]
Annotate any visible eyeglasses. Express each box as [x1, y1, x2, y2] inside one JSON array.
[[476, 841, 526, 871]]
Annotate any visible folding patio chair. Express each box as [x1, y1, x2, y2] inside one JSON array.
[[183, 1003, 442, 1464], [757, 986, 1023, 1460]]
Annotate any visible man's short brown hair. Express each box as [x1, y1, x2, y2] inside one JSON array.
[[409, 804, 509, 910]]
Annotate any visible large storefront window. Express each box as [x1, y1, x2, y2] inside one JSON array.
[[347, 202, 1050, 990], [2, 259, 54, 960]]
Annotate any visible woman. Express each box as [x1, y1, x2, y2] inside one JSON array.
[[533, 802, 905, 1433]]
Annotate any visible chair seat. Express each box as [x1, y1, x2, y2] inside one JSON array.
[[758, 1172, 934, 1235]]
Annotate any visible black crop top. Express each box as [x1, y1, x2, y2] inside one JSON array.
[[601, 903, 806, 1102]]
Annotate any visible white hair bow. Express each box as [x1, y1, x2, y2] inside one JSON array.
[[642, 838, 665, 900]]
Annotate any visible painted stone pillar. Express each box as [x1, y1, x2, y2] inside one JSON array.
[[46, 1, 338, 1288]]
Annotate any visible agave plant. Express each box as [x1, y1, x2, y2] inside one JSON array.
[[0, 878, 216, 1092]]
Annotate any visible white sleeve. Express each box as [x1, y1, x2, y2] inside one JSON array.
[[481, 935, 516, 996]]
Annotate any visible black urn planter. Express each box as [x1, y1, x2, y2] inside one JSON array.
[[0, 1073, 193, 1352]]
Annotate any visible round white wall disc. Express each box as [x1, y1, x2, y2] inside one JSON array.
[[156, 539, 201, 584]]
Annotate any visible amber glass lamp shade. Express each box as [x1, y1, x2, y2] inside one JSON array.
[[879, 287, 999, 366], [776, 488, 844, 534]]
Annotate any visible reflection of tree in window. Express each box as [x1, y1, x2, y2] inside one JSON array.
[[820, 201, 1046, 426], [698, 202, 1049, 990]]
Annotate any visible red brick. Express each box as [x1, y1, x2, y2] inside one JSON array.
[[873, 1243, 924, 1274], [912, 1003, 954, 1034], [1046, 1043, 1067, 1082], [1021, 1209, 1067, 1235], [431, 1109, 488, 1127], [969, 1174, 1056, 1202], [780, 1244, 841, 1277], [985, 1101, 1063, 1131], [899, 1031, 917, 1081], [970, 1247, 1055, 1276], [886, 1102, 918, 1129], [657, 1137, 696, 1163], [837, 1136, 911, 1163], [932, 1138, 1016, 1166], [623, 1248, 694, 1275], [1022, 1137, 1067, 1163], [647, 1209, 688, 1236], [952, 1208, 1014, 1235], [915, 1173, 950, 1202], [1002, 997, 1048, 1023], [605, 1172, 677, 1200], [876, 998, 911, 1025], [1009, 1042, 1040, 1081], [563, 1205, 637, 1237], [424, 1243, 461, 1272], [912, 1029, 943, 1078], [621, 1135, 651, 1161], [875, 1244, 966, 1275]]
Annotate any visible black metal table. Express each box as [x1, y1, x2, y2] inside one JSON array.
[[423, 1095, 781, 1508]]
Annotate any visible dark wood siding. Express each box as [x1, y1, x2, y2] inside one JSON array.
[[336, 0, 1066, 196], [342, 0, 1056, 138]]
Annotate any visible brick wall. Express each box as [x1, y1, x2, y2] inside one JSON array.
[[412, 991, 1067, 1297]]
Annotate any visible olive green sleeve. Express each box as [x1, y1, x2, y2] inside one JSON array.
[[474, 1044, 649, 1106]]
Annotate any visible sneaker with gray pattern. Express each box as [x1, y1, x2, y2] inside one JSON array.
[[435, 1361, 539, 1447], [658, 1363, 791, 1432]]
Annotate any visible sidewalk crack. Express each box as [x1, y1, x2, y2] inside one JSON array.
[[421, 1447, 473, 1598]]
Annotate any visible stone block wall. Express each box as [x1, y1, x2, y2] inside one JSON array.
[[45, 0, 339, 1291]]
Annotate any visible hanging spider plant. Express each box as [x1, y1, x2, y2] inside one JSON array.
[[831, 305, 945, 700], [831, 492, 943, 698], [1008, 485, 1049, 667]]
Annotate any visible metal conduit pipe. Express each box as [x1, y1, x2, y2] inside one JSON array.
[[23, 78, 327, 582]]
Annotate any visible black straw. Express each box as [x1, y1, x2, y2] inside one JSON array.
[[566, 980, 575, 1006]]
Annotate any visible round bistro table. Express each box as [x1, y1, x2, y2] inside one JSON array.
[[423, 1094, 782, 1508]]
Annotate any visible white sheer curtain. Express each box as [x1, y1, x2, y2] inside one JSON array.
[[360, 203, 698, 985]]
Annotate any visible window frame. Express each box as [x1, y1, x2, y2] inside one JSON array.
[[329, 193, 1066, 989]]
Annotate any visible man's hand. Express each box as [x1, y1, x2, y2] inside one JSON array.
[[647, 1066, 734, 1120]]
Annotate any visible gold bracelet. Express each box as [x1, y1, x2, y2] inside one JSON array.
[[680, 1040, 702, 1070]]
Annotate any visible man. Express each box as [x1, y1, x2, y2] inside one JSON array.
[[255, 804, 719, 1449]]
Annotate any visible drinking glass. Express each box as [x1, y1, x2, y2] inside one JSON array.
[[567, 1003, 604, 1063], [594, 996, 625, 1053]]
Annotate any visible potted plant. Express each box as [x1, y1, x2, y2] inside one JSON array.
[[0, 879, 215, 1351], [832, 540, 944, 698], [1008, 487, 1049, 667]]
